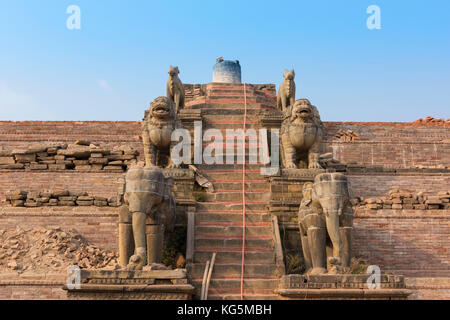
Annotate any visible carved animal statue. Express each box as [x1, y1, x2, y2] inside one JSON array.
[[298, 173, 353, 275], [166, 66, 185, 114], [119, 165, 176, 270], [142, 96, 181, 168], [280, 99, 323, 169], [277, 69, 296, 112]]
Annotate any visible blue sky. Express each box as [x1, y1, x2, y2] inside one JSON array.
[[0, 0, 449, 121]]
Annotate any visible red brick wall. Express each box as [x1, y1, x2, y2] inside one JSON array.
[[353, 209, 449, 278], [1, 121, 449, 169], [0, 281, 67, 300], [1, 121, 449, 299], [0, 171, 124, 203], [348, 173, 450, 198]]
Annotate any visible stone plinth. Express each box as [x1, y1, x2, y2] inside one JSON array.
[[276, 274, 411, 300], [64, 269, 195, 300]]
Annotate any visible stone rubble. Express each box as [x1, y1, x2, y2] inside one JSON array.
[[4, 190, 121, 207], [0, 142, 139, 171], [355, 188, 450, 210], [0, 226, 120, 274], [335, 129, 359, 142], [412, 116, 450, 126]]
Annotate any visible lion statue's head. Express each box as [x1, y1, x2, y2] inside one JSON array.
[[289, 99, 321, 126], [145, 96, 175, 121], [168, 66, 180, 78], [283, 69, 295, 80]]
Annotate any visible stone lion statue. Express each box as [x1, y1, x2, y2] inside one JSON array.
[[142, 96, 182, 168], [280, 99, 323, 169], [166, 66, 185, 114], [277, 69, 296, 112]]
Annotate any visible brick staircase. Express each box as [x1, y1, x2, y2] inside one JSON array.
[[186, 83, 282, 300]]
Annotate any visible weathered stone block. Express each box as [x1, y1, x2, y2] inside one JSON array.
[[75, 165, 92, 171], [30, 163, 48, 170], [89, 158, 108, 165], [0, 157, 15, 165], [58, 200, 75, 206], [77, 200, 94, 206], [15, 153, 36, 163], [48, 164, 67, 170]]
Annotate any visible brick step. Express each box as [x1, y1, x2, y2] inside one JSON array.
[[200, 141, 266, 150], [198, 165, 266, 171], [191, 280, 278, 299], [202, 124, 262, 130], [196, 221, 271, 227], [189, 263, 278, 278], [199, 168, 266, 176], [195, 154, 269, 164], [198, 172, 267, 181], [194, 251, 275, 264], [203, 288, 276, 297], [204, 87, 275, 95], [196, 212, 271, 223], [195, 246, 273, 253], [195, 238, 273, 249], [196, 233, 272, 240], [196, 225, 272, 237], [203, 95, 275, 105], [205, 294, 280, 300], [211, 182, 268, 190], [186, 101, 275, 110], [193, 108, 272, 116], [195, 202, 268, 211], [199, 94, 275, 103], [201, 191, 270, 202], [189, 87, 273, 95], [204, 119, 259, 125], [203, 118, 261, 125], [204, 83, 274, 89]]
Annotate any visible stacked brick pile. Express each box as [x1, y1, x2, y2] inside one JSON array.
[[183, 84, 205, 102], [4, 190, 121, 207], [335, 129, 359, 142], [0, 141, 138, 171], [357, 188, 450, 210], [0, 226, 119, 273], [412, 116, 450, 126]]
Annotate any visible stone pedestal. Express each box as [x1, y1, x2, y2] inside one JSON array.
[[276, 274, 411, 300], [64, 269, 195, 300]]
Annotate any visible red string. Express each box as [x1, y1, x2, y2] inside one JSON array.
[[240, 83, 247, 300]]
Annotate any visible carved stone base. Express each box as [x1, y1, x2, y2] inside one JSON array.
[[276, 274, 411, 300], [64, 269, 195, 300]]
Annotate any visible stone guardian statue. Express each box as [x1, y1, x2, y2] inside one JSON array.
[[120, 165, 176, 270], [142, 96, 182, 168], [280, 99, 323, 169], [166, 66, 185, 114], [298, 173, 353, 274], [277, 69, 296, 112]]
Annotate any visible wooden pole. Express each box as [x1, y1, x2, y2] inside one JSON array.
[[200, 260, 210, 300], [204, 252, 217, 300]]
